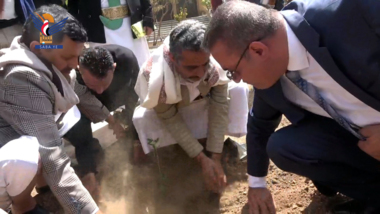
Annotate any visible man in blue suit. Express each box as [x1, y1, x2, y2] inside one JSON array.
[[202, 0, 380, 213]]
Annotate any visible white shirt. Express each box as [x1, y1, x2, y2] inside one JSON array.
[[100, 0, 150, 67], [248, 14, 380, 188]]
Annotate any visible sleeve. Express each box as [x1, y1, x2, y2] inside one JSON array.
[[206, 84, 229, 154], [246, 92, 282, 177], [154, 103, 203, 158], [359, 0, 380, 37], [140, 0, 154, 30], [0, 70, 98, 214], [74, 80, 110, 123], [248, 175, 267, 188]]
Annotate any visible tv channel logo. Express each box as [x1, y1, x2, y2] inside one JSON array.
[[31, 12, 68, 49]]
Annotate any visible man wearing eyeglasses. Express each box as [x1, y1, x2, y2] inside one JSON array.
[[204, 0, 380, 213], [133, 19, 249, 193]]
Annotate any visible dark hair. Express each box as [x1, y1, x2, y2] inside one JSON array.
[[21, 4, 87, 47], [169, 19, 207, 60], [202, 1, 281, 53], [79, 47, 114, 78]]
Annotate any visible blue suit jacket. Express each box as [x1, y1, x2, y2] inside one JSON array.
[[247, 0, 380, 177]]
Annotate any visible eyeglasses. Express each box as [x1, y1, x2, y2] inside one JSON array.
[[226, 44, 250, 80]]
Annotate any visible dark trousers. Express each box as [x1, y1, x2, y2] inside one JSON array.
[[267, 114, 380, 207], [64, 77, 138, 175]]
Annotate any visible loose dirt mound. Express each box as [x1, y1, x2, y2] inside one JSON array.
[[35, 86, 350, 213]]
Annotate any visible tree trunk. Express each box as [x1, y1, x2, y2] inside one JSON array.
[[156, 2, 170, 44]]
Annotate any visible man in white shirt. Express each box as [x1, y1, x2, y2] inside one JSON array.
[[202, 0, 380, 213]]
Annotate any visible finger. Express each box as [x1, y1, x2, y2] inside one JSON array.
[[358, 139, 373, 153], [217, 174, 227, 192], [210, 166, 217, 183], [249, 202, 260, 214], [359, 127, 370, 137], [266, 198, 276, 214], [222, 175, 227, 187], [203, 173, 213, 191], [258, 200, 270, 214], [359, 125, 379, 137]]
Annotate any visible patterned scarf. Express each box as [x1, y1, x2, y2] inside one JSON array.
[[135, 37, 229, 109]]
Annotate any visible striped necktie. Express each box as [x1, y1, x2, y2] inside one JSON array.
[[286, 71, 365, 140]]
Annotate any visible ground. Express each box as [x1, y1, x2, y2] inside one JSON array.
[[35, 88, 351, 214], [96, 117, 349, 214]]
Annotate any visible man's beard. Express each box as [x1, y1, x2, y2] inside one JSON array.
[[185, 76, 201, 83], [61, 67, 72, 74]]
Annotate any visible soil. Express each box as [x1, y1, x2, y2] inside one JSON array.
[[35, 87, 351, 214], [99, 118, 352, 214]]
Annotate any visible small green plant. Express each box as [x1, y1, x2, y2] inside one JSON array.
[[147, 138, 167, 194], [174, 7, 188, 22]]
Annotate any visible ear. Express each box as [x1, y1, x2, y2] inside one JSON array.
[[113, 63, 117, 70], [248, 41, 269, 61], [29, 41, 42, 56], [168, 52, 176, 63]]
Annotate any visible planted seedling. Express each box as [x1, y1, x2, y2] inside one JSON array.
[[147, 138, 167, 195]]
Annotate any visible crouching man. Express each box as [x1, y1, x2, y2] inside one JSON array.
[[133, 20, 249, 193], [0, 4, 102, 214], [64, 44, 140, 196]]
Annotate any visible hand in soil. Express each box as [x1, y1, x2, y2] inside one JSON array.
[[81, 173, 101, 203], [197, 152, 227, 193], [358, 124, 380, 161], [248, 187, 276, 214], [110, 123, 126, 139]]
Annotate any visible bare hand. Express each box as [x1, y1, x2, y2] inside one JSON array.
[[111, 122, 126, 139], [107, 115, 126, 139], [196, 152, 227, 193], [248, 187, 276, 214], [144, 26, 153, 36], [358, 124, 380, 161], [81, 173, 101, 203]]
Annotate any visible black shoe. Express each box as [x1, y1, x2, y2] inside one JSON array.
[[331, 200, 380, 214], [35, 186, 51, 194], [312, 180, 337, 197], [222, 138, 239, 165], [24, 204, 49, 214]]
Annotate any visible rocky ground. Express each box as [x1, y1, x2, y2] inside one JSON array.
[[78, 117, 350, 214], [35, 87, 351, 214]]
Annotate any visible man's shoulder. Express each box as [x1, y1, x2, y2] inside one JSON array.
[[101, 44, 136, 60], [283, 0, 355, 15], [2, 64, 46, 80], [1, 64, 52, 93]]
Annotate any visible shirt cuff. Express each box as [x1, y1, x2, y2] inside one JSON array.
[[91, 207, 99, 214], [248, 175, 267, 188]]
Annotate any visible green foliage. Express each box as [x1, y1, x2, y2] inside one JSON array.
[[202, 0, 211, 10], [147, 138, 167, 195], [174, 7, 188, 22]]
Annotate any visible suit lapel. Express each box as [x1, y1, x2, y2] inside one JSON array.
[[256, 80, 305, 124], [281, 10, 380, 112]]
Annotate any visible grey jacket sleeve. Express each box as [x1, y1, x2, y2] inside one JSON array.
[[206, 84, 229, 153], [0, 68, 98, 214], [154, 103, 204, 158]]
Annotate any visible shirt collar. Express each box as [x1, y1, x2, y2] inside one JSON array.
[[284, 20, 310, 71]]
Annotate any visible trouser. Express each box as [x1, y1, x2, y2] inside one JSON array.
[[64, 74, 139, 175], [266, 114, 380, 208], [0, 136, 39, 210]]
